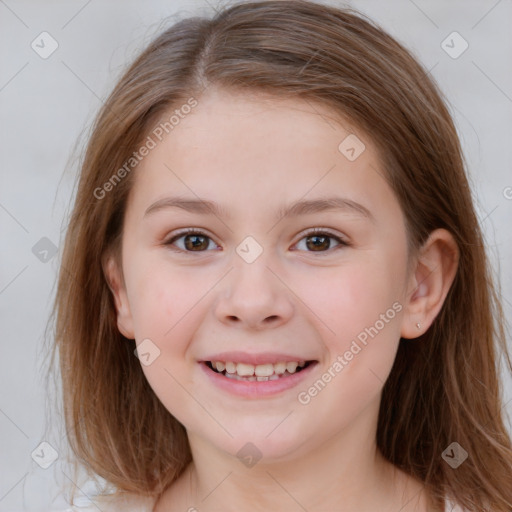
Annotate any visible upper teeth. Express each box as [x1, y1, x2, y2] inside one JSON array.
[[212, 361, 306, 377]]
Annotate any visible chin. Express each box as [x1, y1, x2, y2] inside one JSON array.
[[212, 425, 308, 465]]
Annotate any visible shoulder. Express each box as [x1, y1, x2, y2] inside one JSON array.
[[53, 492, 157, 512]]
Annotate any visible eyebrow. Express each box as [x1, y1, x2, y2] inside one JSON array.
[[143, 195, 374, 222]]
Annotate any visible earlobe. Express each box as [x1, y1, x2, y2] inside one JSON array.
[[103, 255, 135, 339], [401, 229, 459, 339]]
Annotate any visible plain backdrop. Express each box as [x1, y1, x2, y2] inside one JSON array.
[[1, 0, 511, 510]]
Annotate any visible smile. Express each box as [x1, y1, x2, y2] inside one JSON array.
[[200, 359, 318, 398], [205, 360, 313, 381]]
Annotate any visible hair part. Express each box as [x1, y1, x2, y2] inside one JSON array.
[[49, 1, 512, 509]]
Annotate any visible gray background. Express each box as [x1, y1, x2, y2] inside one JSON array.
[[1, 0, 511, 510]]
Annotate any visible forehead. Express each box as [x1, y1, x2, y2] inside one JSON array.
[[126, 88, 399, 223], [162, 89, 362, 161]]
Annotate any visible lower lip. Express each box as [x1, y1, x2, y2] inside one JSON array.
[[199, 361, 318, 398]]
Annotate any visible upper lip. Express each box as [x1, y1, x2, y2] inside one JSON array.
[[199, 351, 317, 365]]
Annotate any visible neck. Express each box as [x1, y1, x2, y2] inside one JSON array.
[[189, 442, 393, 511], [155, 405, 430, 512]]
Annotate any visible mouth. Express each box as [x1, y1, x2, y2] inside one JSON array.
[[203, 360, 316, 382], [198, 352, 319, 397]]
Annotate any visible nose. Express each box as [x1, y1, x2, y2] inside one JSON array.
[[213, 256, 294, 331]]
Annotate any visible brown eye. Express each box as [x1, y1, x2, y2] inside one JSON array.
[[183, 233, 210, 251], [306, 234, 332, 251], [165, 230, 217, 252], [294, 230, 347, 253]]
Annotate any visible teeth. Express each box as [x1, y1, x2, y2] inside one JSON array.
[[273, 362, 286, 375], [225, 361, 237, 374], [286, 362, 298, 373], [223, 371, 298, 382], [254, 363, 274, 377], [209, 360, 308, 378], [237, 363, 255, 377]]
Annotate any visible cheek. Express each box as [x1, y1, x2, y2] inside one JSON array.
[[332, 265, 405, 387], [128, 262, 211, 371], [131, 275, 189, 344], [130, 268, 202, 422], [296, 259, 406, 403], [294, 264, 404, 424], [293, 259, 404, 345]]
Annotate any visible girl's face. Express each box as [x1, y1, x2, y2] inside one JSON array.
[[108, 88, 415, 462]]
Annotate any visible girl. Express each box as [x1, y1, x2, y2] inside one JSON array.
[[49, 1, 512, 511]]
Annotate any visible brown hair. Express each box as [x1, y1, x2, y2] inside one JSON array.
[[48, 1, 512, 510]]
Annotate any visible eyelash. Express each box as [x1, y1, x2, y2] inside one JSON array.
[[164, 228, 349, 255]]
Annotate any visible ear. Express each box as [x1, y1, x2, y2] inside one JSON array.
[[103, 254, 135, 339], [401, 228, 459, 339]]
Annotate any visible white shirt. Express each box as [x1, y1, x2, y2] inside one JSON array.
[[55, 493, 467, 511]]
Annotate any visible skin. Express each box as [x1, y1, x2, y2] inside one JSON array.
[[105, 88, 458, 512]]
